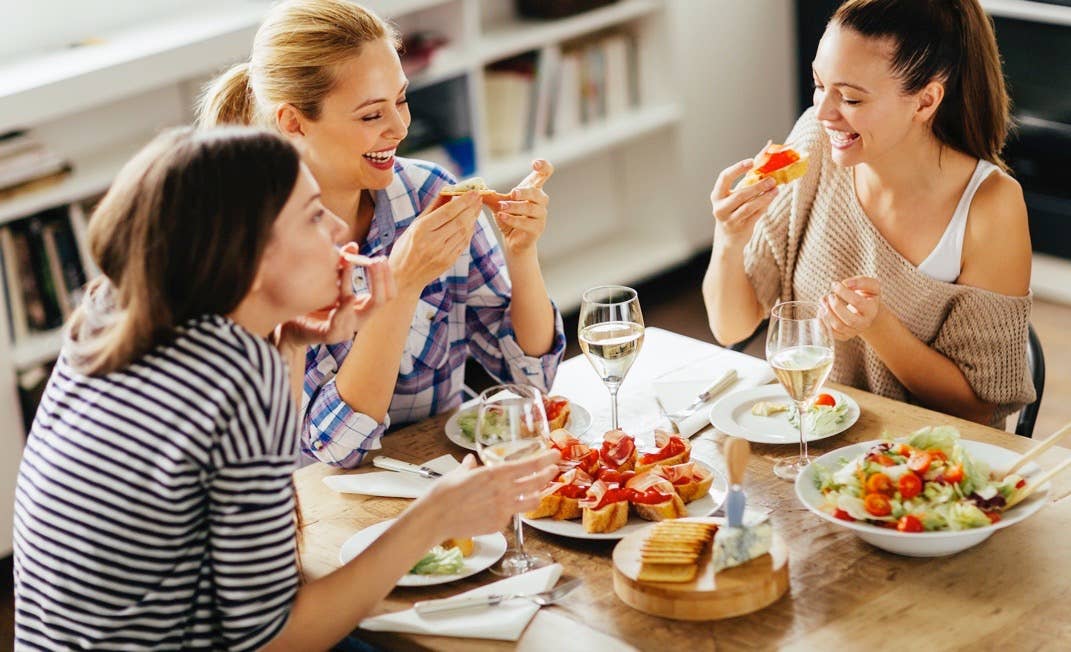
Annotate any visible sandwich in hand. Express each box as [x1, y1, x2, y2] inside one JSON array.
[[634, 430, 691, 474], [439, 176, 498, 196], [740, 141, 809, 188], [579, 480, 631, 534], [626, 473, 687, 522], [654, 461, 714, 503], [599, 429, 637, 472]]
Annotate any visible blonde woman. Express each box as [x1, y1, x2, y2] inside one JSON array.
[[13, 127, 559, 650], [703, 0, 1035, 426], [199, 0, 565, 468]]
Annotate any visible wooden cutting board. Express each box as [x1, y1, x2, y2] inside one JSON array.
[[611, 517, 790, 621]]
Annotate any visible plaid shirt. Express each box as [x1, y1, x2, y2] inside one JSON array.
[[301, 158, 566, 467]]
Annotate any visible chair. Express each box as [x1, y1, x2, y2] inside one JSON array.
[[730, 320, 1045, 438], [1015, 324, 1045, 438]]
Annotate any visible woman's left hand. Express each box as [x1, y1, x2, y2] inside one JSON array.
[[820, 276, 881, 341], [487, 159, 554, 257]]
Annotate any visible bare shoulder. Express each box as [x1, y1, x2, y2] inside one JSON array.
[[959, 168, 1031, 296]]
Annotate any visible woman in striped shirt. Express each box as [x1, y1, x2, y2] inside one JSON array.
[[13, 127, 559, 650]]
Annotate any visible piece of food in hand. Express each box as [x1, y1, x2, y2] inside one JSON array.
[[655, 461, 714, 503], [711, 520, 773, 574], [543, 395, 571, 431], [740, 141, 809, 188], [440, 537, 475, 557], [439, 176, 498, 196], [410, 545, 465, 575], [627, 473, 687, 522], [634, 430, 691, 474], [579, 480, 631, 534], [600, 429, 637, 472], [751, 400, 790, 417]]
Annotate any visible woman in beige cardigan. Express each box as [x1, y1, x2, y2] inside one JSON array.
[[703, 0, 1035, 427]]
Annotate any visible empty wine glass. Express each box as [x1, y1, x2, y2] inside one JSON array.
[[474, 384, 553, 576], [766, 301, 834, 480], [578, 285, 644, 430]]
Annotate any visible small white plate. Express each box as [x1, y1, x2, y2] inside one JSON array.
[[520, 461, 727, 540], [445, 398, 592, 451], [708, 385, 859, 444], [339, 518, 508, 586]]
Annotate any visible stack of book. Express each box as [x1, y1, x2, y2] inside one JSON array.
[[482, 30, 639, 157], [0, 131, 73, 201], [0, 206, 90, 343]]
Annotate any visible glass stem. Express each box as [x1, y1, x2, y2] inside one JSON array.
[[796, 400, 809, 462], [608, 385, 620, 430], [512, 513, 525, 553]]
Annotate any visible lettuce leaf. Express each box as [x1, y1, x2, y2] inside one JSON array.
[[907, 426, 960, 457]]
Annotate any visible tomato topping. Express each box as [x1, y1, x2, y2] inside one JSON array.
[[868, 453, 896, 467], [557, 484, 588, 499], [864, 493, 892, 517], [597, 468, 636, 485], [600, 433, 636, 469], [898, 472, 922, 499], [897, 515, 924, 532], [930, 450, 947, 462], [756, 148, 800, 174], [543, 396, 568, 422], [596, 487, 634, 510], [865, 473, 893, 494], [630, 488, 674, 505], [814, 393, 836, 407], [833, 508, 855, 522], [985, 511, 1001, 524], [940, 465, 964, 484], [1015, 479, 1026, 489], [572, 449, 600, 476], [638, 436, 687, 465], [907, 451, 933, 473]]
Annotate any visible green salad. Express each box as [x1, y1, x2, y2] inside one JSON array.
[[813, 426, 1026, 532], [456, 409, 508, 443], [409, 545, 465, 575]]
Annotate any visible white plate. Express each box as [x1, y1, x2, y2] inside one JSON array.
[[445, 398, 592, 451], [520, 461, 728, 540], [708, 385, 859, 444], [796, 439, 1050, 557], [339, 518, 508, 586]]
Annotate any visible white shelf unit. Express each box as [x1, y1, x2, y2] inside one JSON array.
[[0, 0, 800, 557]]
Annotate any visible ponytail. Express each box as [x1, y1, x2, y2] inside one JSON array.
[[197, 62, 256, 127]]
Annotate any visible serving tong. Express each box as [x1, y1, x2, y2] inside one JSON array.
[[1001, 422, 1071, 509]]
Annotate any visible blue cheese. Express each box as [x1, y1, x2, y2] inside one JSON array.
[[712, 522, 773, 573]]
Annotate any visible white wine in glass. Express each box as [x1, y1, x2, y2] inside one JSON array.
[[474, 384, 552, 576], [578, 286, 644, 430], [766, 301, 834, 480]]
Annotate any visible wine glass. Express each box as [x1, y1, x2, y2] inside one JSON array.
[[578, 285, 645, 430], [474, 384, 553, 576], [766, 300, 834, 480]]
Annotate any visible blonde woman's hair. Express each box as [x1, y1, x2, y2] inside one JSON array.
[[197, 0, 400, 128], [67, 127, 300, 376]]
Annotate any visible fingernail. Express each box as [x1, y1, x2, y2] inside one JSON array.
[[764, 178, 777, 189]]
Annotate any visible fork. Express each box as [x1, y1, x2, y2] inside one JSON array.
[[413, 578, 582, 616]]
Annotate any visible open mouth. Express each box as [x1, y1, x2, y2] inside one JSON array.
[[825, 128, 860, 150], [362, 148, 396, 170]]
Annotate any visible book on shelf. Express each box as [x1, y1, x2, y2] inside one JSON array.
[[0, 227, 27, 342], [0, 132, 72, 193], [484, 54, 537, 157], [17, 361, 55, 435]]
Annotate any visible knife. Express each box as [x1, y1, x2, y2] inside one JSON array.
[[667, 369, 739, 420], [724, 437, 749, 528], [372, 456, 442, 479]]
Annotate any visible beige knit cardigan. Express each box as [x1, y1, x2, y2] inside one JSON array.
[[743, 108, 1036, 427]]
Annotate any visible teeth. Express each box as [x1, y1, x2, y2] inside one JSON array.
[[825, 129, 859, 147], [363, 149, 396, 162]]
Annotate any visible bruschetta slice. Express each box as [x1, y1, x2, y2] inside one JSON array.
[[634, 430, 691, 474]]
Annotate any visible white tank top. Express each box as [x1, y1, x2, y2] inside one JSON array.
[[916, 159, 998, 283]]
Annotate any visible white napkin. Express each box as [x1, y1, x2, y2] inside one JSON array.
[[652, 349, 775, 437], [359, 563, 564, 641], [322, 455, 460, 498]]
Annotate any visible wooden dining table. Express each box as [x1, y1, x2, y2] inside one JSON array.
[[294, 328, 1071, 651]]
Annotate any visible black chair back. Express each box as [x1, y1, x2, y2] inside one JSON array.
[[1015, 324, 1045, 438]]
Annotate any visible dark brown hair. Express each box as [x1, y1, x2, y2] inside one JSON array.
[[68, 127, 301, 375], [833, 0, 1011, 169]]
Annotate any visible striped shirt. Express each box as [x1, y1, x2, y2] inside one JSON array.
[[14, 314, 299, 650], [302, 158, 566, 468]]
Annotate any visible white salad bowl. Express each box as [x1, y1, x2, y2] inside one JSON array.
[[795, 439, 1051, 557]]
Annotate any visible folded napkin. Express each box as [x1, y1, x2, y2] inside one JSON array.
[[652, 349, 775, 437], [322, 455, 460, 498], [359, 563, 564, 641]]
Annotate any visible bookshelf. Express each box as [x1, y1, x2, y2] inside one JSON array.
[[0, 0, 799, 556]]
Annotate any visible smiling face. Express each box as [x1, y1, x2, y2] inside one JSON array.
[[811, 23, 942, 168], [253, 163, 348, 320], [291, 38, 411, 192]]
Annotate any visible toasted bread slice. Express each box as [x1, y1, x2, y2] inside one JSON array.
[[675, 473, 714, 504], [633, 494, 687, 522], [582, 501, 629, 534], [740, 142, 809, 188], [554, 495, 583, 520], [441, 537, 475, 557], [635, 445, 691, 474], [546, 396, 571, 431], [524, 493, 562, 520], [741, 156, 808, 187], [440, 176, 497, 196]]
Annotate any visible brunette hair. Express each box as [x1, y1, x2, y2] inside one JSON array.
[[197, 0, 400, 128], [67, 127, 300, 376], [832, 0, 1011, 169]]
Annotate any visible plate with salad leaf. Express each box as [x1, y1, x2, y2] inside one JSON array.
[[445, 396, 591, 451], [708, 384, 859, 444], [339, 518, 508, 586]]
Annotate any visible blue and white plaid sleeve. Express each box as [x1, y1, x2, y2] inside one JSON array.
[[465, 215, 566, 391], [300, 342, 389, 468]]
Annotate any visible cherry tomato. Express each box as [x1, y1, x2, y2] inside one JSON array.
[[833, 508, 855, 522], [814, 393, 837, 407], [898, 472, 922, 499], [940, 465, 964, 484], [866, 473, 893, 495], [897, 515, 924, 532], [869, 453, 896, 467], [1015, 479, 1026, 489], [985, 511, 1002, 524], [864, 493, 892, 517], [908, 451, 933, 473]]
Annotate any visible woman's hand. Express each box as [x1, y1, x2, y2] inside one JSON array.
[[276, 247, 396, 348], [389, 191, 483, 295], [710, 159, 778, 247], [424, 449, 560, 540], [820, 276, 881, 341], [487, 159, 554, 257]]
